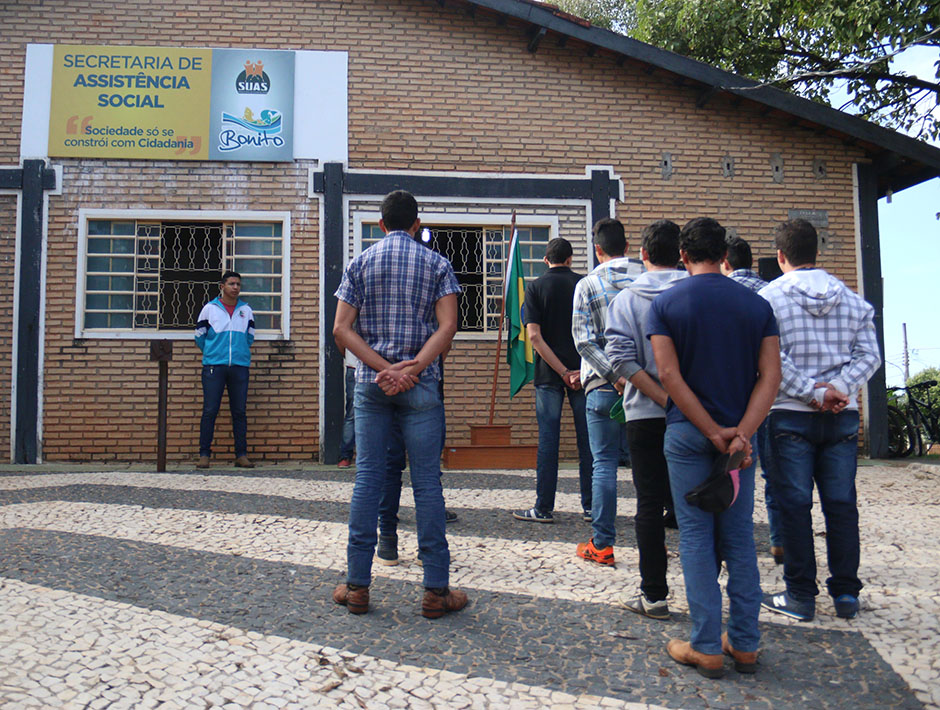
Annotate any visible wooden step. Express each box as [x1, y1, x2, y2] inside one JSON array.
[[469, 424, 512, 446], [442, 444, 537, 469]]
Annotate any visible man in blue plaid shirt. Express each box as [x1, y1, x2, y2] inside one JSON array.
[[721, 235, 785, 565], [759, 219, 881, 622], [331, 190, 468, 619]]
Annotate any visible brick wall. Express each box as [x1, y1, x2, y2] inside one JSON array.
[[0, 0, 870, 461], [41, 161, 318, 461], [0, 197, 16, 455]]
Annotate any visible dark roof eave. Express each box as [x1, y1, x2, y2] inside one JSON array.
[[461, 0, 940, 190]]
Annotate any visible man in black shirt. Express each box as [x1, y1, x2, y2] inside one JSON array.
[[512, 238, 592, 523]]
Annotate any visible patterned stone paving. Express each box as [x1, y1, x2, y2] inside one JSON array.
[[0, 461, 937, 709]]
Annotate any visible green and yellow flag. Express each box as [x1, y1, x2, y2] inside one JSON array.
[[505, 230, 534, 397]]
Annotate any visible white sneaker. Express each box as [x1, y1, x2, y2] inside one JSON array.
[[617, 591, 670, 620]]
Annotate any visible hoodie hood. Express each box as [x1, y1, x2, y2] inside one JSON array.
[[778, 269, 843, 316], [627, 269, 688, 300], [589, 257, 644, 293]]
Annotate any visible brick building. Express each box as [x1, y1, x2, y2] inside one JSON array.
[[2, 0, 938, 464]]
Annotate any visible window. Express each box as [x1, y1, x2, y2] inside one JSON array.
[[361, 223, 550, 333], [78, 211, 289, 338]]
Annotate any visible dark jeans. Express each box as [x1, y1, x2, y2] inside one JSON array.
[[199, 365, 249, 458], [534, 383, 592, 513], [340, 367, 356, 459], [626, 418, 670, 602], [767, 410, 862, 601], [756, 419, 783, 547]]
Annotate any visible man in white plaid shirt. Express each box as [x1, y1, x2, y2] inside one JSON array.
[[758, 219, 881, 622]]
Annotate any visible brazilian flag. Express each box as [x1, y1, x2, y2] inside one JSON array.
[[505, 231, 534, 397]]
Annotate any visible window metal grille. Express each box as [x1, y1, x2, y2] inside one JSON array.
[[83, 219, 284, 333], [361, 224, 549, 332]]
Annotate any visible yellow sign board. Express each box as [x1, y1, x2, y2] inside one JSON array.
[[49, 45, 213, 160]]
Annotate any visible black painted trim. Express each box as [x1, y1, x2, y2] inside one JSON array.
[[15, 160, 46, 464], [0, 168, 23, 189], [320, 163, 345, 465], [341, 172, 598, 200], [855, 163, 888, 459], [454, 0, 940, 193]]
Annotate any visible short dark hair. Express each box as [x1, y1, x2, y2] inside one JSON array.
[[592, 218, 626, 257], [380, 190, 419, 231], [679, 218, 727, 263], [544, 237, 573, 265], [774, 219, 818, 266], [221, 270, 241, 283], [724, 234, 753, 270], [641, 220, 680, 267]]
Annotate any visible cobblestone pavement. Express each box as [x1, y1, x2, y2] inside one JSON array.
[[0, 460, 937, 709]]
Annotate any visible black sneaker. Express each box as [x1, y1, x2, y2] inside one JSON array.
[[582, 509, 592, 522], [445, 509, 458, 524], [512, 507, 554, 523], [376, 534, 399, 566], [762, 590, 814, 621], [833, 594, 859, 619]]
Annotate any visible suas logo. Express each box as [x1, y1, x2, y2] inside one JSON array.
[[236, 60, 270, 94]]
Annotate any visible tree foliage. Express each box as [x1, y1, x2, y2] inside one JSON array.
[[554, 0, 636, 33], [558, 0, 940, 140], [907, 367, 940, 419]]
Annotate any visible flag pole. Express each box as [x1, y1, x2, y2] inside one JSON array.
[[487, 211, 517, 425]]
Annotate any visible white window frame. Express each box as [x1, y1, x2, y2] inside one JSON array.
[[75, 208, 291, 340], [350, 211, 559, 341]]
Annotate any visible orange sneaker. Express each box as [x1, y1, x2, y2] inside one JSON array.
[[576, 539, 615, 567]]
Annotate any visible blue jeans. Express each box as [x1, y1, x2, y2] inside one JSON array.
[[534, 383, 592, 513], [767, 410, 862, 601], [348, 380, 448, 588], [665, 421, 761, 655], [340, 367, 356, 459], [199, 365, 249, 458], [756, 419, 783, 547], [585, 386, 624, 548], [378, 378, 447, 538]]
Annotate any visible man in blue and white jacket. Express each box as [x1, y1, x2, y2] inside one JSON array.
[[759, 219, 881, 622], [195, 270, 256, 469]]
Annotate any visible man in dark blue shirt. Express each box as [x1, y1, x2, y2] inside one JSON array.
[[648, 217, 781, 678]]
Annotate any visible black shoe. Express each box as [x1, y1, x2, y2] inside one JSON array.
[[512, 507, 554, 523], [582, 509, 592, 522], [445, 509, 458, 523], [376, 534, 399, 566], [663, 511, 678, 529]]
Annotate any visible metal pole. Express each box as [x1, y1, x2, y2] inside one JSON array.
[[487, 212, 517, 425], [157, 360, 168, 472], [902, 323, 910, 382]]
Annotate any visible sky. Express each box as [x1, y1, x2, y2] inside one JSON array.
[[869, 46, 940, 385]]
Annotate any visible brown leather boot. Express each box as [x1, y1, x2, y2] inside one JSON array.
[[332, 583, 369, 614], [196, 456, 210, 469], [421, 587, 468, 619], [721, 632, 758, 673], [770, 545, 785, 565], [666, 639, 725, 678], [234, 456, 255, 468]]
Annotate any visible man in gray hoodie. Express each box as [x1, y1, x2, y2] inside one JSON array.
[[572, 218, 644, 566], [605, 219, 686, 618], [759, 219, 881, 622]]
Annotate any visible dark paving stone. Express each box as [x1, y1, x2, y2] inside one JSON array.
[[0, 484, 776, 561], [0, 528, 921, 710]]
